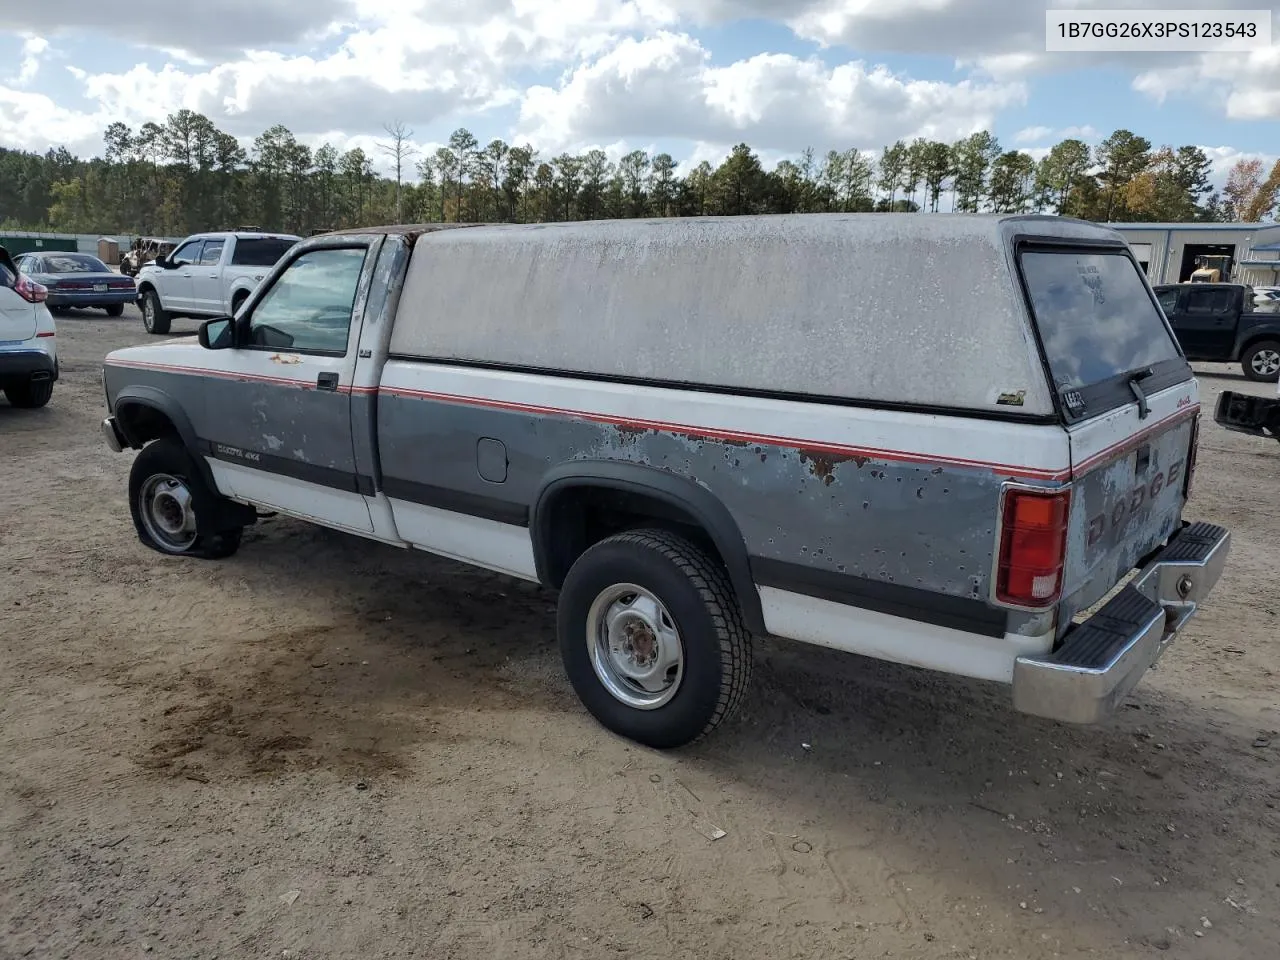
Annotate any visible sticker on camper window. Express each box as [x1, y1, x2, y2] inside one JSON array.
[[991, 388, 1028, 406]]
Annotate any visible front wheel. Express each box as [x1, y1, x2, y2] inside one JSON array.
[[1243, 340, 1280, 383], [128, 438, 243, 559], [557, 528, 752, 749], [141, 289, 171, 335]]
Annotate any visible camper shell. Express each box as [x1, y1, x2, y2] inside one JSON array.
[[99, 213, 1230, 747]]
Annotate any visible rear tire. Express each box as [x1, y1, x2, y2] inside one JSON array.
[[3, 379, 53, 408], [128, 438, 243, 559], [141, 289, 171, 335], [557, 528, 752, 749], [105, 303, 124, 317], [231, 291, 249, 315], [1242, 340, 1280, 383]]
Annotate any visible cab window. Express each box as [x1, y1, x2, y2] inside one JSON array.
[[197, 239, 225, 266], [1155, 288, 1179, 314], [170, 240, 203, 266], [246, 247, 368, 354]]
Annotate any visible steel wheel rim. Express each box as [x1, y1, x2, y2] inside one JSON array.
[[1252, 348, 1280, 377], [138, 473, 197, 551], [586, 582, 684, 710]]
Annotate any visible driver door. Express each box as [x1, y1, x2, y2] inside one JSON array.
[[199, 242, 378, 534], [160, 239, 202, 313]]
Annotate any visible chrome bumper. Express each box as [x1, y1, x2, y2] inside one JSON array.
[[1011, 522, 1231, 724], [101, 416, 126, 453]]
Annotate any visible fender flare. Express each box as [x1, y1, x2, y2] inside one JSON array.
[[530, 460, 766, 634], [1237, 327, 1280, 359], [112, 385, 217, 492]]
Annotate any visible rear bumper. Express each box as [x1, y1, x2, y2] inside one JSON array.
[[0, 348, 57, 383], [1011, 521, 1231, 724], [1214, 390, 1280, 442], [47, 290, 137, 307]]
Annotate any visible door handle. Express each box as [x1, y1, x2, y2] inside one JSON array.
[[316, 372, 339, 392]]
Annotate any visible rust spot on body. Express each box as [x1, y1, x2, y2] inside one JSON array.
[[799, 450, 855, 485]]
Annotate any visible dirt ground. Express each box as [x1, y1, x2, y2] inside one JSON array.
[[1, 306, 1278, 960]]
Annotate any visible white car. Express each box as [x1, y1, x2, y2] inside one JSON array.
[[135, 230, 301, 335], [0, 246, 57, 408]]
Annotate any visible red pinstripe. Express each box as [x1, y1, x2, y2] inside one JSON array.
[[105, 358, 1199, 482]]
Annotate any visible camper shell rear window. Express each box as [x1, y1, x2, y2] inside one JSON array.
[[1018, 245, 1190, 421]]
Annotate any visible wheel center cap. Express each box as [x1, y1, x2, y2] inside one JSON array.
[[621, 618, 658, 667]]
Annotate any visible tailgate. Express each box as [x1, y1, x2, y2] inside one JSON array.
[[1014, 243, 1198, 630], [1059, 385, 1199, 625]]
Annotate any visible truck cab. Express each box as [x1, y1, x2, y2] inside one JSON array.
[[136, 230, 301, 335], [1153, 282, 1280, 382]]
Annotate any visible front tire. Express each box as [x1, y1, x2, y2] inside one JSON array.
[[3, 379, 53, 408], [128, 438, 243, 559], [141, 289, 171, 335], [105, 303, 124, 317], [557, 528, 752, 749], [1242, 340, 1280, 383]]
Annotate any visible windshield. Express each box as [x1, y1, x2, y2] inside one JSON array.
[[232, 238, 298, 267], [1020, 249, 1183, 393], [40, 254, 109, 273]]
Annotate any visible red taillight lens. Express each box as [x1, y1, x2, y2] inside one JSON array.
[[14, 275, 47, 303], [996, 487, 1071, 608], [1184, 416, 1200, 498]]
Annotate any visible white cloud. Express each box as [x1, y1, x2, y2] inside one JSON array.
[[1133, 47, 1280, 120], [515, 31, 1025, 155], [14, 35, 48, 86], [0, 0, 1275, 183], [1014, 125, 1052, 143]]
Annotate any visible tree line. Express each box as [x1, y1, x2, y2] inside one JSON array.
[[1, 109, 1277, 238]]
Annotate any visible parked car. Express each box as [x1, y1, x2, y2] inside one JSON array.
[[0, 245, 57, 408], [100, 215, 1229, 748], [1251, 285, 1280, 311], [1153, 282, 1280, 382], [12, 251, 137, 316], [135, 230, 302, 335], [120, 237, 175, 277]]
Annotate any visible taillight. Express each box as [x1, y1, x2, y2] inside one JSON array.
[[14, 275, 47, 303], [1184, 416, 1200, 498], [996, 486, 1072, 608]]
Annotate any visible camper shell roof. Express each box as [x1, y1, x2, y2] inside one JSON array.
[[368, 213, 1136, 418]]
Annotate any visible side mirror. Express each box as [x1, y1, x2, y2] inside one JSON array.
[[198, 316, 234, 350]]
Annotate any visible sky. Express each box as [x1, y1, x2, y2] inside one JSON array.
[[0, 0, 1277, 187]]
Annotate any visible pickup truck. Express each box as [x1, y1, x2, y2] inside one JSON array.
[[99, 215, 1231, 749], [136, 230, 301, 336], [1153, 282, 1280, 382]]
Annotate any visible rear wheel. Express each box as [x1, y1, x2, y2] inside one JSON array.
[[1243, 340, 1280, 382], [128, 438, 243, 559], [3, 378, 53, 408], [141, 289, 171, 335], [557, 528, 752, 749], [231, 290, 249, 315], [105, 303, 124, 317]]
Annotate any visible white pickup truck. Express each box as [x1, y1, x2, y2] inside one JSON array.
[[135, 230, 301, 335]]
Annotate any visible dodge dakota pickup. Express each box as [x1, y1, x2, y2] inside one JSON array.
[[100, 215, 1231, 748]]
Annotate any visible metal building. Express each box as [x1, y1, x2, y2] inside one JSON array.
[[1110, 222, 1280, 287]]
